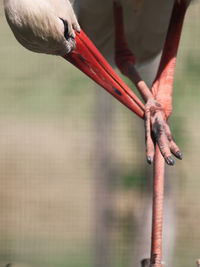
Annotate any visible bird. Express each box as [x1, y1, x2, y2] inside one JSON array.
[[3, 0, 191, 164], [3, 1, 193, 266]]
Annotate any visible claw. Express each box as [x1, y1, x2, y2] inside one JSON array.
[[144, 98, 181, 166], [174, 150, 182, 160], [166, 156, 175, 166], [147, 156, 152, 165]]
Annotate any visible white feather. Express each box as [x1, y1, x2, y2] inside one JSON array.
[[3, 0, 80, 55], [75, 0, 191, 65], [4, 0, 191, 61]]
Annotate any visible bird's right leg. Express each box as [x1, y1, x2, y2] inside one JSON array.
[[113, 2, 181, 165], [113, 2, 152, 103]]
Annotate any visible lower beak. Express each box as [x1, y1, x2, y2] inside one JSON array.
[[63, 30, 144, 119]]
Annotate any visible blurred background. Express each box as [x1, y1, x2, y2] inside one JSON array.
[[0, 1, 200, 267]]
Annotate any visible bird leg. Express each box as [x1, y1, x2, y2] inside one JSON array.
[[113, 1, 152, 102], [150, 0, 188, 165], [113, 1, 187, 165], [152, 0, 188, 115]]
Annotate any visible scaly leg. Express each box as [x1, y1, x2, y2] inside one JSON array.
[[113, 1, 186, 165], [150, 0, 188, 164], [113, 1, 152, 102]]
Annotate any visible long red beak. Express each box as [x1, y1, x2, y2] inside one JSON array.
[[63, 30, 144, 119]]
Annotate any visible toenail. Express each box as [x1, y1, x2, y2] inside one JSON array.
[[166, 156, 175, 166]]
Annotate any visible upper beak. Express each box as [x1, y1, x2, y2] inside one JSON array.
[[63, 30, 144, 119]]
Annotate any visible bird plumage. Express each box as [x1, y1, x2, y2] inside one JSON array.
[[4, 0, 80, 55], [4, 0, 191, 63], [75, 0, 191, 65], [74, 0, 173, 64]]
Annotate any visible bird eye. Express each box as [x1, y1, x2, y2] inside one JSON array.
[[59, 18, 73, 39]]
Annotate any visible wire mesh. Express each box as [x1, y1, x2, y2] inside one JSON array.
[[0, 1, 200, 267]]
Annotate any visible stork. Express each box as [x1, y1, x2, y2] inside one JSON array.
[[3, 0, 191, 266], [3, 0, 190, 166]]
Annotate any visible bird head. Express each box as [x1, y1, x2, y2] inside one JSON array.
[[3, 0, 80, 55], [3, 0, 144, 118]]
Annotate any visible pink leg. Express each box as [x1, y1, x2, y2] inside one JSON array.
[[152, 1, 188, 117], [113, 1, 152, 102], [150, 2, 188, 266], [113, 1, 187, 165], [149, 1, 188, 164], [113, 1, 155, 163]]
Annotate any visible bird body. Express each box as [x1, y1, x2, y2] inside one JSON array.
[[75, 0, 175, 64], [4, 0, 190, 63]]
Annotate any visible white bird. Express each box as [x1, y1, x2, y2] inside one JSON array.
[[3, 0, 191, 164], [2, 1, 194, 266]]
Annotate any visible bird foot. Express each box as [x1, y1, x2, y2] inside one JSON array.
[[144, 98, 182, 165]]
